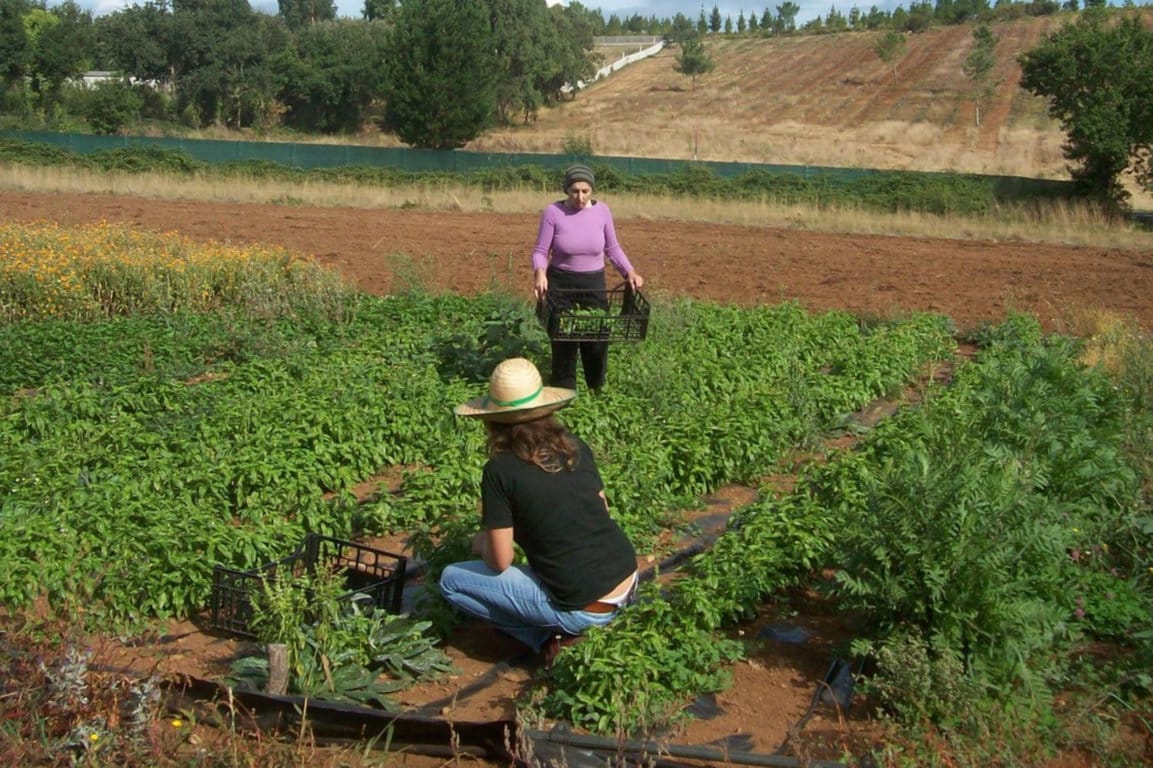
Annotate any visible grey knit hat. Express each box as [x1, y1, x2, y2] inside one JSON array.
[[562, 164, 595, 191]]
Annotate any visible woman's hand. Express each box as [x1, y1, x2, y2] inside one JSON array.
[[626, 270, 645, 292], [534, 268, 548, 300]]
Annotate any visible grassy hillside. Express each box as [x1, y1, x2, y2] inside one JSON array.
[[471, 17, 1075, 179]]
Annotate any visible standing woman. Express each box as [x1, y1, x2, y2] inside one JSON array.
[[439, 357, 639, 664], [532, 164, 645, 392]]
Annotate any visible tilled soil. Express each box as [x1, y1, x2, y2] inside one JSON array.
[[4, 190, 1153, 333]]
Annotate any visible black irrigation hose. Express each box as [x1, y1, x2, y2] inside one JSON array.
[[163, 675, 850, 768], [165, 675, 525, 764], [526, 728, 848, 768]]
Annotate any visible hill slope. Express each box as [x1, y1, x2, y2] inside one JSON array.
[[471, 17, 1073, 179]]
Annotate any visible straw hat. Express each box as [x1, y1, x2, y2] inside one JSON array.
[[454, 358, 576, 424]]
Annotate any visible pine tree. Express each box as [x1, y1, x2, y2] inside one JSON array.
[[382, 0, 498, 149], [674, 33, 714, 90], [962, 23, 998, 126]]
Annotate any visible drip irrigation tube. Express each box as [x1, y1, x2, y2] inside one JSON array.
[[527, 729, 848, 768], [162, 675, 849, 768], [165, 675, 523, 763]]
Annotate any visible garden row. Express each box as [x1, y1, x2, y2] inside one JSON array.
[[545, 313, 1153, 756], [2, 222, 1149, 763]]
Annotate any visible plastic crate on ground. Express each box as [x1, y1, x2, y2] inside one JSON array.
[[207, 533, 407, 639], [537, 283, 650, 343]]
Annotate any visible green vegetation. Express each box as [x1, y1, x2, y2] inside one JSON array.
[[380, 0, 497, 149], [0, 0, 603, 139], [873, 29, 908, 85], [2, 225, 1150, 765], [227, 566, 455, 707], [673, 33, 715, 90], [1020, 7, 1153, 207], [0, 137, 1076, 217], [963, 23, 999, 126]]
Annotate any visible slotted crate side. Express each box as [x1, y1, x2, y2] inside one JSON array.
[[207, 534, 408, 639], [539, 285, 650, 343], [305, 534, 407, 615], [209, 551, 307, 639]]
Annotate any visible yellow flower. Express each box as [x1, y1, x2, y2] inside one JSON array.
[[89, 733, 99, 742], [171, 719, 183, 727]]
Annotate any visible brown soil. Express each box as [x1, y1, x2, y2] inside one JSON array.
[[4, 189, 1151, 767], [4, 190, 1152, 334]]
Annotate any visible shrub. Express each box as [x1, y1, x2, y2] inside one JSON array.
[[71, 80, 145, 135]]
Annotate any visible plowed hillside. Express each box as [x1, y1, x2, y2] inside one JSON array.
[[471, 17, 1073, 178]]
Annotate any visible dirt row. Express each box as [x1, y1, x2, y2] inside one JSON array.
[[4, 190, 1153, 334]]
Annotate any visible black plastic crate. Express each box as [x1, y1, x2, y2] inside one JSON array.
[[537, 284, 650, 343], [207, 533, 407, 639]]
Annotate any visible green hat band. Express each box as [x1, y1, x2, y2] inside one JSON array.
[[483, 385, 543, 408]]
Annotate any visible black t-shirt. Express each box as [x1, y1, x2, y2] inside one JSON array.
[[480, 436, 637, 611]]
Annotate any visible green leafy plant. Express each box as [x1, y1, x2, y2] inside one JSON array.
[[230, 566, 455, 706], [540, 580, 743, 735]]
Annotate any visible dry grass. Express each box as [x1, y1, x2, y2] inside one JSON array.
[[470, 20, 1075, 178], [5, 164, 1150, 250]]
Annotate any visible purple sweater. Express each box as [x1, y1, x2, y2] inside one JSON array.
[[531, 201, 635, 276]]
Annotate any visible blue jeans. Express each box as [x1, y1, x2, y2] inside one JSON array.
[[439, 561, 619, 653]]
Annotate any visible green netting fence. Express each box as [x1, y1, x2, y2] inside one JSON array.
[[0, 129, 1072, 200]]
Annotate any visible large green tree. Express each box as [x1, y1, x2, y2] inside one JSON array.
[[0, 0, 30, 90], [1019, 8, 1153, 205], [276, 19, 388, 132], [361, 0, 394, 20], [481, 0, 598, 124], [544, 2, 599, 103], [211, 15, 291, 128], [167, 0, 288, 128], [277, 0, 335, 30], [26, 1, 94, 107], [94, 1, 176, 87], [485, 0, 559, 124], [776, 2, 799, 32], [381, 0, 497, 149]]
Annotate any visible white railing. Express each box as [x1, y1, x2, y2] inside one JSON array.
[[563, 40, 665, 94], [593, 35, 663, 47]]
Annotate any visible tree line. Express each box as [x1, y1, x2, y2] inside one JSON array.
[[0, 0, 1150, 206], [0, 0, 1123, 139], [0, 0, 604, 145]]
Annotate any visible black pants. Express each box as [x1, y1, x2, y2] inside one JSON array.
[[547, 267, 609, 391]]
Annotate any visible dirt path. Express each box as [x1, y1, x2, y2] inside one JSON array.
[[4, 190, 1153, 334]]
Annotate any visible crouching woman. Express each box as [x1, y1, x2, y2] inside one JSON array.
[[439, 357, 638, 663]]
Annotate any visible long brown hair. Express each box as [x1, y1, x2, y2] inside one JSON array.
[[484, 414, 579, 472]]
